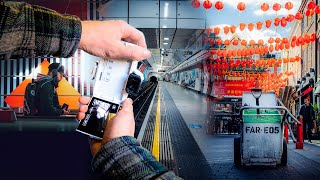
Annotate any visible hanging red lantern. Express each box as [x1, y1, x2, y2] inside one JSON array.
[[281, 17, 287, 28], [279, 43, 284, 50], [274, 18, 280, 27], [250, 48, 255, 55], [282, 38, 289, 44], [291, 41, 296, 48], [241, 49, 246, 56], [230, 26, 236, 34], [258, 39, 264, 46], [237, 2, 246, 13], [273, 3, 281, 12], [245, 48, 251, 56], [295, 12, 303, 20], [268, 37, 274, 44], [285, 2, 293, 11], [286, 14, 295, 22], [209, 38, 215, 45], [261, 3, 269, 12], [249, 40, 256, 46], [224, 39, 231, 46], [256, 22, 263, 31], [265, 20, 272, 28], [239, 23, 246, 31], [223, 26, 230, 34], [285, 43, 290, 50], [214, 27, 220, 35], [307, 1, 317, 10], [315, 6, 320, 14], [210, 50, 217, 55], [215, 1, 224, 12], [311, 33, 317, 42], [216, 38, 222, 46], [304, 34, 311, 44], [237, 49, 242, 57], [226, 50, 231, 57], [232, 50, 237, 57], [262, 46, 268, 54], [275, 37, 281, 44], [248, 23, 254, 31], [255, 47, 260, 54], [192, 0, 200, 8], [296, 39, 301, 46], [306, 9, 314, 17], [203, 0, 213, 10], [292, 36, 297, 42], [275, 43, 280, 51], [241, 39, 247, 46], [297, 36, 304, 45], [222, 50, 227, 57], [232, 39, 239, 46]]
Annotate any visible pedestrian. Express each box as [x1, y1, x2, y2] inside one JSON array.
[[299, 98, 315, 143], [34, 63, 69, 116]]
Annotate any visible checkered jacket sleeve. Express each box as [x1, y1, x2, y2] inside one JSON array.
[[92, 136, 182, 179], [0, 1, 81, 59]]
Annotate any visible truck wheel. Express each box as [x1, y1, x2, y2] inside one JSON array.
[[234, 136, 241, 167], [281, 137, 287, 166]]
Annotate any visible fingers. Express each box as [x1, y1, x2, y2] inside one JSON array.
[[79, 96, 91, 105], [79, 105, 88, 113], [121, 98, 133, 113], [76, 112, 86, 121], [121, 23, 147, 48], [114, 42, 151, 61]]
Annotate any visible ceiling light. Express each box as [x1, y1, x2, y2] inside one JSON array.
[[163, 42, 168, 45], [164, 2, 169, 17], [164, 37, 169, 40]]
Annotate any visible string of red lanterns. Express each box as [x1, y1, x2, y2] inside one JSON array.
[[192, 1, 320, 19], [205, 33, 317, 58], [206, 55, 300, 95], [207, 12, 306, 36]]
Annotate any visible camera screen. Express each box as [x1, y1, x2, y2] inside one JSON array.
[[76, 97, 120, 139]]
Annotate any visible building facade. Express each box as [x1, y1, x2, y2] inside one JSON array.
[[296, 0, 318, 108]]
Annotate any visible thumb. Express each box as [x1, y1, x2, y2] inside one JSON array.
[[115, 43, 151, 61]]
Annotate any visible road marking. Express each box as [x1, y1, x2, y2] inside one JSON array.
[[152, 88, 161, 160]]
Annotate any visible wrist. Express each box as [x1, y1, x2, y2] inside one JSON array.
[[79, 21, 91, 50]]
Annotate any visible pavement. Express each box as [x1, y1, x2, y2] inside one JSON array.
[[289, 139, 320, 164], [162, 81, 320, 179]]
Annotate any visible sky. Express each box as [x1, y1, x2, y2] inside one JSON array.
[[203, 0, 303, 42]]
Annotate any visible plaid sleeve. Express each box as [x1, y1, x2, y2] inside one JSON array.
[[0, 1, 81, 59], [92, 136, 181, 179]]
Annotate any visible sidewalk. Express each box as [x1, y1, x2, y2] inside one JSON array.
[[288, 139, 320, 164]]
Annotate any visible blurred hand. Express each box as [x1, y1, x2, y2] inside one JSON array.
[[63, 109, 69, 115], [79, 20, 151, 61], [77, 97, 135, 156]]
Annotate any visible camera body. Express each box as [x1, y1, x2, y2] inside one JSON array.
[[76, 42, 143, 139]]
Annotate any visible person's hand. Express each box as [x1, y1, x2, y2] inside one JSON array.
[[79, 20, 151, 61], [63, 109, 69, 115], [77, 96, 135, 156]]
